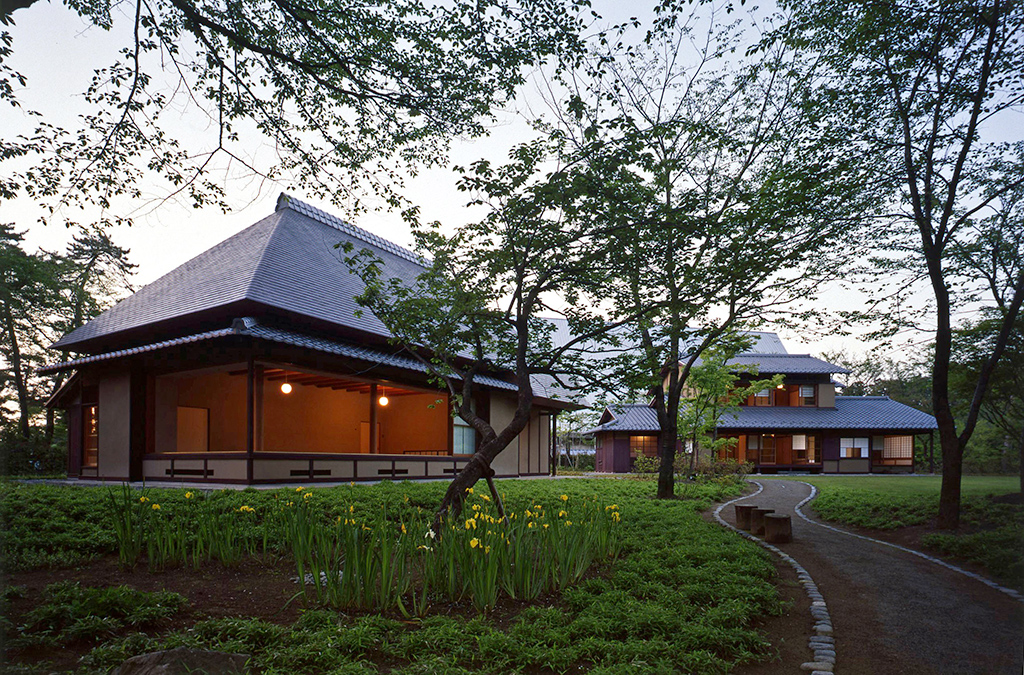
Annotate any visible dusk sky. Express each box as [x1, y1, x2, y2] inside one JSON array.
[[5, 1, 1017, 362]]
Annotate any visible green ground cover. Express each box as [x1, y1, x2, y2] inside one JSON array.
[[2, 478, 787, 674], [786, 475, 1023, 588]]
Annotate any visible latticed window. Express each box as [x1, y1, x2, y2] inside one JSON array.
[[879, 436, 914, 466], [747, 434, 776, 464], [754, 389, 772, 406], [629, 435, 659, 458]]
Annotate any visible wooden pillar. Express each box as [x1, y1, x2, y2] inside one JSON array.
[[246, 357, 255, 483], [369, 383, 378, 454], [929, 432, 935, 474]]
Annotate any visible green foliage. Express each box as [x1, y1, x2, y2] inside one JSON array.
[[0, 223, 134, 476], [70, 478, 782, 674], [0, 482, 119, 570], [4, 0, 592, 221], [7, 581, 187, 652], [631, 454, 661, 475]]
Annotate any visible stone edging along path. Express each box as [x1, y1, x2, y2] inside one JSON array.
[[791, 481, 1024, 604], [714, 482, 837, 674]]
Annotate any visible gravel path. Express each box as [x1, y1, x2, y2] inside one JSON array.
[[722, 479, 1023, 675]]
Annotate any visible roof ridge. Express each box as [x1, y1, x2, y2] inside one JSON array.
[[242, 215, 288, 300], [837, 395, 891, 400], [276, 193, 425, 266]]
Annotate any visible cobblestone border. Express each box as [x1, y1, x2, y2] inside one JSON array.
[[794, 481, 1024, 604], [714, 481, 837, 673]]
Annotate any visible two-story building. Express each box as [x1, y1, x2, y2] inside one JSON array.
[[590, 333, 937, 474], [44, 195, 572, 485]]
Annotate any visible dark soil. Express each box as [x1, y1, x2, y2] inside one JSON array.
[[3, 553, 589, 673], [4, 556, 301, 671]]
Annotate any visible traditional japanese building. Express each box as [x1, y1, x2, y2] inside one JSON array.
[[44, 195, 570, 484], [590, 333, 937, 474]]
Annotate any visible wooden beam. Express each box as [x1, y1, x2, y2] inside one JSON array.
[[369, 383, 378, 455]]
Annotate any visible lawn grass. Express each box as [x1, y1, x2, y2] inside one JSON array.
[[2, 477, 787, 674], [771, 475, 1023, 589]]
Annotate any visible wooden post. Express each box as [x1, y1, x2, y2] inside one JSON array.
[[734, 504, 758, 530], [929, 432, 935, 474], [764, 514, 793, 543], [750, 508, 774, 535], [369, 383, 378, 454], [254, 364, 264, 453], [246, 357, 255, 483]]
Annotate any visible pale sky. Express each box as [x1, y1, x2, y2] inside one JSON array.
[[3, 1, 1011, 365]]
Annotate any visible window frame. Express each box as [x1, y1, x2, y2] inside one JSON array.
[[82, 404, 99, 468], [629, 435, 659, 458], [840, 436, 869, 459], [799, 385, 816, 407]]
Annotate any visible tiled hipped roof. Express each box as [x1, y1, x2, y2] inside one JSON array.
[[589, 397, 937, 434], [717, 396, 937, 431], [712, 353, 851, 375], [52, 194, 427, 351], [587, 404, 661, 433]]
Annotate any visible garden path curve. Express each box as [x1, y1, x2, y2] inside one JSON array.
[[722, 479, 1023, 675]]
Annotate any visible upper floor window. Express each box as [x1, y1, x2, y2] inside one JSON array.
[[799, 385, 816, 407], [754, 389, 772, 406]]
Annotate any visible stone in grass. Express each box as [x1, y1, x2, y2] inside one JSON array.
[[114, 647, 251, 675], [800, 662, 834, 672]]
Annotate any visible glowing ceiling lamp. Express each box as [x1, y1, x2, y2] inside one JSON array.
[[378, 385, 389, 407], [776, 383, 785, 389], [281, 373, 292, 394]]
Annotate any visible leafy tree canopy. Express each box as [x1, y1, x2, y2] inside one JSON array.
[[1, 0, 592, 225]]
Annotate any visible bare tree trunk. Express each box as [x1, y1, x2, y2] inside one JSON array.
[[2, 301, 31, 440]]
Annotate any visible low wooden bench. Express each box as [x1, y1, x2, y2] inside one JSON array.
[[750, 508, 774, 535], [764, 514, 792, 543], [734, 504, 758, 530]]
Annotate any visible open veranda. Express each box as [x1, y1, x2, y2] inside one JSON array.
[[1, 477, 785, 674]]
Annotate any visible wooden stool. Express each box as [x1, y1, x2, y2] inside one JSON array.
[[764, 514, 793, 543], [750, 508, 774, 535], [734, 504, 758, 530]]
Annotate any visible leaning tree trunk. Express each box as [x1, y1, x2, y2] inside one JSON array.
[[432, 403, 532, 531]]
